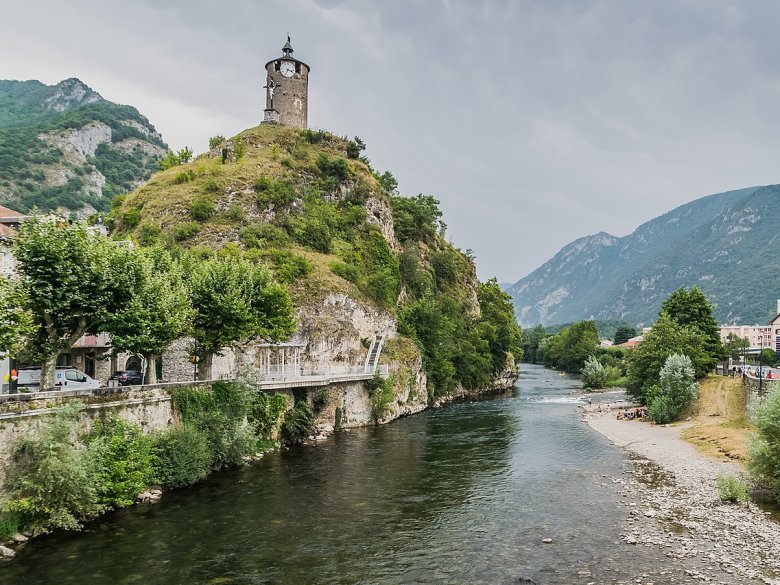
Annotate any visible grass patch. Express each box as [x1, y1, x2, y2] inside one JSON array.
[[681, 375, 751, 462]]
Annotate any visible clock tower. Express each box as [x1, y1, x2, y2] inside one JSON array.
[[263, 36, 310, 129]]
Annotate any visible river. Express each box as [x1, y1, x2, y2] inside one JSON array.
[[0, 364, 675, 584]]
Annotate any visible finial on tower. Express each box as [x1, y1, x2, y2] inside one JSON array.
[[282, 34, 293, 57]]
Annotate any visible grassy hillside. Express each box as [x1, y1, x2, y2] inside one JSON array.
[[115, 124, 521, 399], [0, 79, 166, 214]]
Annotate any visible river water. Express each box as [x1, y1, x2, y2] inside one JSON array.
[[1, 364, 674, 584]]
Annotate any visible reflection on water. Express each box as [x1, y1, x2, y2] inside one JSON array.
[[0, 364, 676, 584]]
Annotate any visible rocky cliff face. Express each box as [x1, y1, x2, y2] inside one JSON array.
[[508, 185, 778, 327], [0, 78, 167, 215]]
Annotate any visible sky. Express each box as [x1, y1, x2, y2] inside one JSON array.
[[2, 0, 780, 283]]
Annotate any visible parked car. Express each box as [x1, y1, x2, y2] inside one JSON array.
[[109, 370, 144, 386], [17, 367, 103, 391]]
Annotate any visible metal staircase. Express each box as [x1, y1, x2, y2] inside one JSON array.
[[363, 333, 385, 374]]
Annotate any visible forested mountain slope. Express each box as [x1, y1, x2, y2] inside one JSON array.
[[508, 185, 777, 327], [0, 78, 167, 215]]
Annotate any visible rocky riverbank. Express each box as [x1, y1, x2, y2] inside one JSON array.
[[586, 409, 780, 584]]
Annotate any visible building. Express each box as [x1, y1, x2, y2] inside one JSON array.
[[720, 300, 780, 355], [262, 36, 310, 128]]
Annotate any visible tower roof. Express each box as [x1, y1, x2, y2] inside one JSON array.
[[282, 35, 293, 56]]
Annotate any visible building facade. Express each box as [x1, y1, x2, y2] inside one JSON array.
[[263, 36, 310, 128], [720, 301, 780, 355]]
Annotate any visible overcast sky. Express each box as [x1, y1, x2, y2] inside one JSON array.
[[3, 0, 780, 282]]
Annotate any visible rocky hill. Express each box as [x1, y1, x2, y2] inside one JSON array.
[[114, 124, 520, 417], [0, 78, 167, 215], [507, 185, 780, 327]]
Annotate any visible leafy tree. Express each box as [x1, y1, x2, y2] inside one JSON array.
[[233, 137, 246, 162], [159, 150, 180, 171], [185, 255, 295, 379], [346, 136, 366, 159], [545, 321, 599, 372], [177, 147, 193, 164], [390, 195, 443, 244], [626, 312, 710, 402], [759, 348, 778, 368], [14, 218, 132, 389], [646, 354, 698, 424], [581, 355, 607, 389], [376, 170, 398, 194], [476, 278, 523, 372], [0, 276, 34, 359], [521, 324, 548, 363], [724, 333, 749, 363], [104, 247, 193, 384], [208, 135, 225, 150], [614, 324, 637, 345], [661, 286, 725, 366]]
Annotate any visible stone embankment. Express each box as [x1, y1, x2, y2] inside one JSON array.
[[586, 409, 780, 584]]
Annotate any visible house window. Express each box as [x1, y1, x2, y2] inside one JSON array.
[[275, 61, 280, 72], [295, 62, 301, 74]]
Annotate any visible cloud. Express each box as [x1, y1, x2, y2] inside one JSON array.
[[2, 0, 780, 282]]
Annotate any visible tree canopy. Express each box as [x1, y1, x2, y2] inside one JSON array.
[[661, 286, 725, 366]]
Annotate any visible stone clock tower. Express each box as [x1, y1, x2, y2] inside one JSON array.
[[263, 36, 310, 128]]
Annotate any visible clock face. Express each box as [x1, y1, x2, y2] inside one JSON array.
[[280, 61, 295, 77]]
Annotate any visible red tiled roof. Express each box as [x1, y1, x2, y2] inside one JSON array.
[[0, 205, 23, 218], [0, 224, 15, 238]]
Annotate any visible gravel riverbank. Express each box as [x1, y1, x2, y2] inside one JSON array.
[[586, 409, 780, 584]]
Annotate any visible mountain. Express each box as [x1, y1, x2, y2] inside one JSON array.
[[0, 78, 167, 215], [507, 185, 780, 327]]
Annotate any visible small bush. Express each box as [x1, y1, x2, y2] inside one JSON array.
[[249, 393, 289, 440], [86, 416, 158, 508], [316, 153, 349, 182], [716, 474, 750, 504], [137, 223, 161, 245], [172, 221, 201, 241], [581, 355, 607, 389], [225, 205, 246, 222], [255, 179, 296, 209], [267, 250, 312, 283], [330, 261, 359, 283], [123, 208, 142, 228], [155, 425, 212, 489], [208, 135, 226, 150], [204, 179, 221, 193], [240, 224, 291, 249], [366, 374, 395, 423], [191, 197, 216, 221], [748, 384, 780, 502], [174, 170, 195, 184], [281, 401, 315, 444], [647, 354, 698, 424]]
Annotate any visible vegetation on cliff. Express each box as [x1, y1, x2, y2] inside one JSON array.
[[113, 124, 522, 400], [0, 78, 166, 213]]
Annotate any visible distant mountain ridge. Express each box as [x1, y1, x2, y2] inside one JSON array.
[[507, 185, 779, 327], [0, 78, 167, 215]]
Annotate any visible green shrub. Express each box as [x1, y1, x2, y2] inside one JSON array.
[[748, 384, 780, 502], [267, 250, 312, 283], [316, 153, 349, 182], [249, 393, 289, 440], [366, 374, 395, 423], [0, 509, 20, 540], [581, 355, 607, 389], [330, 260, 359, 283], [254, 176, 272, 192], [716, 474, 750, 504], [155, 425, 211, 488], [123, 208, 142, 228], [86, 416, 158, 508], [281, 400, 314, 444], [172, 221, 201, 241], [255, 178, 296, 209], [226, 205, 246, 222], [204, 179, 221, 193], [647, 354, 698, 424], [240, 224, 291, 249], [174, 170, 195, 184], [191, 197, 216, 221], [137, 223, 161, 245], [208, 135, 226, 150], [3, 402, 105, 534]]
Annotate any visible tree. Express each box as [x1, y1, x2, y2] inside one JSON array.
[[661, 286, 725, 367], [749, 385, 780, 502], [581, 355, 607, 389], [724, 333, 749, 364], [0, 275, 34, 359], [521, 324, 548, 363], [15, 218, 132, 389], [759, 348, 778, 368], [185, 255, 295, 379], [104, 247, 193, 384], [614, 324, 637, 345], [553, 321, 599, 372], [626, 312, 710, 402], [159, 150, 180, 171], [476, 278, 523, 372], [390, 195, 443, 244], [647, 354, 698, 424], [346, 136, 366, 159], [177, 147, 193, 164]]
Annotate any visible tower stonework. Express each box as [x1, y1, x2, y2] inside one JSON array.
[[263, 37, 310, 129]]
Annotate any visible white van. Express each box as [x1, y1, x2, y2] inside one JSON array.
[[17, 367, 103, 391]]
